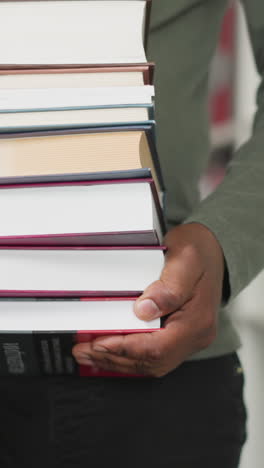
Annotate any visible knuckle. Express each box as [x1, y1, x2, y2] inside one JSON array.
[[133, 356, 161, 376], [181, 243, 200, 264], [147, 346, 163, 362], [101, 356, 112, 366], [118, 348, 129, 358], [99, 356, 117, 371], [165, 284, 183, 304], [159, 279, 185, 309], [134, 360, 148, 375]]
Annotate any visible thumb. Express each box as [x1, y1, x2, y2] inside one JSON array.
[[134, 248, 203, 321]]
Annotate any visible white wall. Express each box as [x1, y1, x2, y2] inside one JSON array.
[[234, 3, 260, 147], [232, 3, 263, 468]]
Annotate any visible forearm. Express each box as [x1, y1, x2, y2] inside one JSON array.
[[185, 115, 264, 301], [185, 0, 264, 301]]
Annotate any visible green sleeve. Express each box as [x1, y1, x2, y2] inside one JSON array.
[[185, 0, 264, 301]]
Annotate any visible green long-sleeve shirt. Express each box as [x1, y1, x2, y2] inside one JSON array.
[[148, 0, 264, 359]]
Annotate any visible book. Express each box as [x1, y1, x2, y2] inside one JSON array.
[[0, 0, 151, 66], [0, 178, 164, 246], [0, 64, 155, 88], [0, 247, 165, 297], [0, 85, 154, 112], [0, 298, 160, 377], [0, 125, 163, 191], [0, 105, 154, 133]]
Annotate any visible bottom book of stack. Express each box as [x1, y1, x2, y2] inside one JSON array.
[[0, 298, 160, 378]]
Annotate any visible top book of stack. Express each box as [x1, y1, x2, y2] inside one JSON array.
[[0, 0, 152, 67]]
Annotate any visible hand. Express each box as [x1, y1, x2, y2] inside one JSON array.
[[72, 223, 225, 377]]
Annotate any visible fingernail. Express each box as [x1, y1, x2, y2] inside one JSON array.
[[77, 352, 91, 360], [135, 299, 161, 320], [81, 358, 95, 367]]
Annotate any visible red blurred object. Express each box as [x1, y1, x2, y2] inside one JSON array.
[[210, 6, 236, 134]]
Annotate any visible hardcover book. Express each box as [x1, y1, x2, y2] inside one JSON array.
[[0, 297, 160, 377], [0, 0, 152, 66], [0, 105, 154, 133], [0, 125, 163, 192], [0, 63, 155, 88], [0, 178, 164, 246], [0, 246, 165, 297], [0, 85, 154, 111]]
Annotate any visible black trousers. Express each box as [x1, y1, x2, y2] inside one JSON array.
[[0, 353, 247, 468]]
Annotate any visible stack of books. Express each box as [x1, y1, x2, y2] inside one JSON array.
[[0, 0, 165, 377]]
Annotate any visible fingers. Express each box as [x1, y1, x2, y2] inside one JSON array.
[[134, 243, 204, 321], [72, 224, 223, 377], [73, 319, 194, 377], [75, 349, 155, 376], [74, 332, 160, 363], [74, 346, 146, 376], [72, 332, 165, 376], [73, 275, 217, 377]]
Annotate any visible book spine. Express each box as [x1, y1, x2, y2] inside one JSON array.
[[0, 169, 153, 186], [0, 330, 154, 377], [145, 126, 165, 191], [0, 290, 143, 299], [0, 231, 159, 248], [0, 63, 155, 85], [0, 123, 154, 139], [0, 332, 77, 377]]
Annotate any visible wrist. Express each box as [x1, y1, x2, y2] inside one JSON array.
[[164, 222, 227, 301]]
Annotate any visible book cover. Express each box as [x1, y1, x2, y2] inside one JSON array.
[[0, 1, 152, 67], [0, 178, 165, 246], [0, 297, 160, 378], [0, 124, 164, 191], [0, 85, 155, 111], [0, 330, 158, 378], [0, 167, 154, 186], [0, 63, 155, 86], [0, 104, 155, 134], [0, 246, 165, 298]]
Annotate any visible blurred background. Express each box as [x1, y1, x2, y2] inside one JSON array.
[[207, 2, 263, 467]]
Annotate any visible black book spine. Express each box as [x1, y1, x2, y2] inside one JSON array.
[[0, 332, 78, 376]]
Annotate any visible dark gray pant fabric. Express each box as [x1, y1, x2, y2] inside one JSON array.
[[0, 353, 247, 468]]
